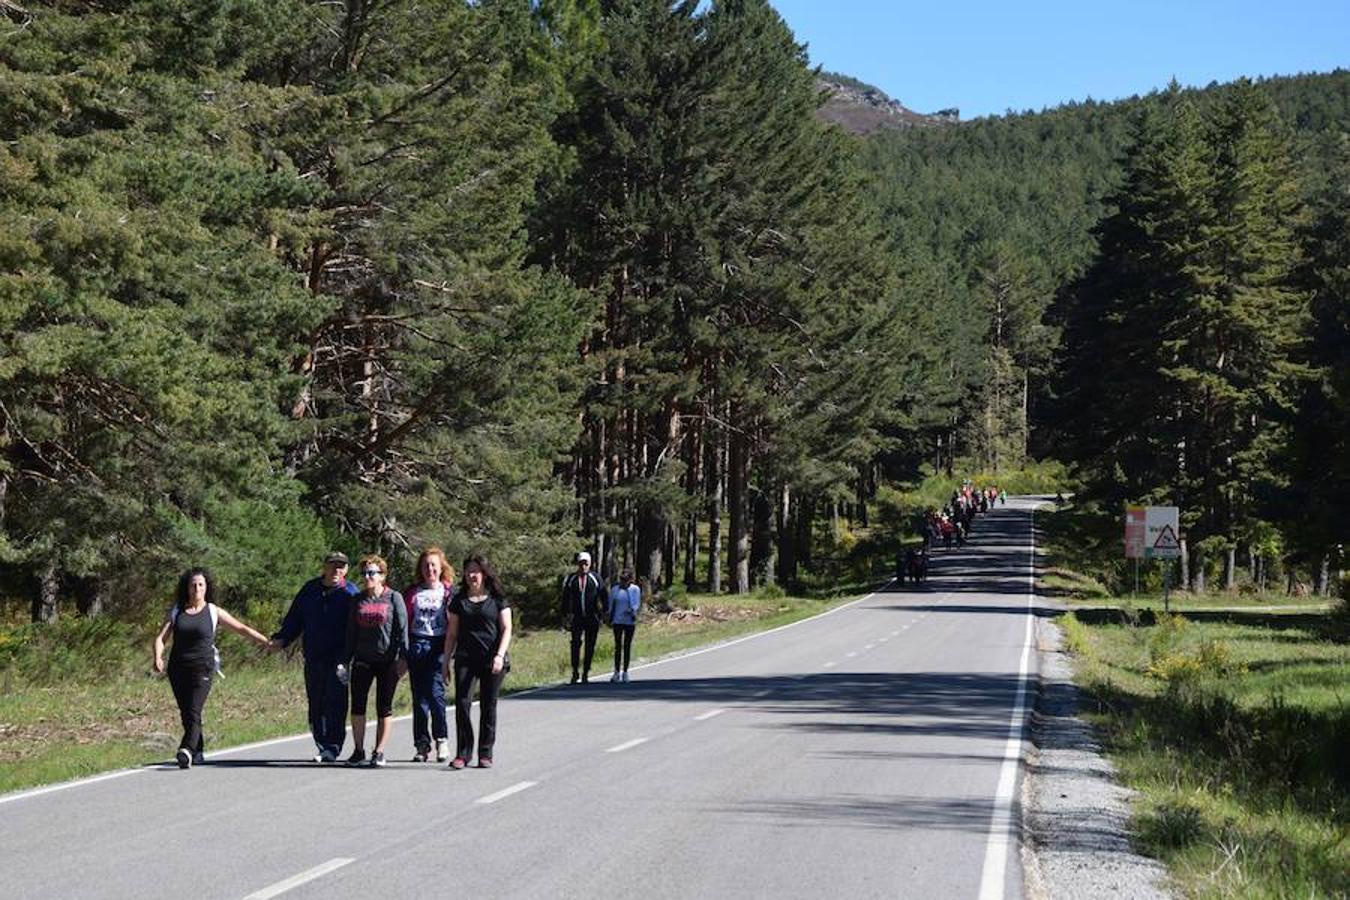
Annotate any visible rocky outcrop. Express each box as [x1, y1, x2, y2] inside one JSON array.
[[816, 76, 959, 135]]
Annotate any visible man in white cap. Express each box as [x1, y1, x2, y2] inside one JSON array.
[[559, 550, 606, 683]]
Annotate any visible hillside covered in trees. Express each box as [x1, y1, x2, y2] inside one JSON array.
[[1, 1, 1346, 625]]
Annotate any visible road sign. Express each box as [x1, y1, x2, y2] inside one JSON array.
[[1124, 506, 1146, 559], [1144, 507, 1181, 560]]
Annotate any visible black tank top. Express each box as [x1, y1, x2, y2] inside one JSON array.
[[168, 605, 216, 670]]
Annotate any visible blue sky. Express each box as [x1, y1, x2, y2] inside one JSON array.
[[768, 1, 1350, 119]]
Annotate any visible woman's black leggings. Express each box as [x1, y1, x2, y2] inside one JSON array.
[[612, 625, 635, 672], [168, 664, 214, 753], [350, 658, 400, 718], [453, 660, 503, 760]]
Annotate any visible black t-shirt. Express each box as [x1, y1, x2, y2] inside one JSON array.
[[168, 604, 216, 671], [448, 593, 510, 665]]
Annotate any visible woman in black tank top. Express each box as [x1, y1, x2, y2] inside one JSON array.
[[153, 568, 271, 769]]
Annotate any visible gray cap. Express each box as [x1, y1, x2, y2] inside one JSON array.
[[324, 551, 350, 566]]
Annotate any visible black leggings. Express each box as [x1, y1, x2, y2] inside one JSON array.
[[453, 659, 504, 760], [168, 664, 214, 754], [350, 658, 400, 718], [612, 625, 635, 672]]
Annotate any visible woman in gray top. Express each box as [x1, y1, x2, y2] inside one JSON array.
[[340, 554, 408, 768]]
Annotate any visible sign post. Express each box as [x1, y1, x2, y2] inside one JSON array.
[[1144, 507, 1181, 613], [1124, 507, 1146, 596]]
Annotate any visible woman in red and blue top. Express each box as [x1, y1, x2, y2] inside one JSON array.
[[403, 547, 455, 762]]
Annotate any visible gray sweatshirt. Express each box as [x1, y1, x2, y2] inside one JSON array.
[[344, 588, 408, 665]]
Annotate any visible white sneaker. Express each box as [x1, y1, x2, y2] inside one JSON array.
[[320, 749, 337, 763], [621, 671, 630, 683], [311, 751, 325, 763], [435, 739, 449, 763]]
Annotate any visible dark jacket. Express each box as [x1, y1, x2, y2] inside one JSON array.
[[560, 570, 606, 627], [344, 588, 409, 665], [272, 577, 358, 663]]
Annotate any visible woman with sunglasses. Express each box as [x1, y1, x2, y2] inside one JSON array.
[[442, 554, 512, 769], [340, 555, 408, 768]]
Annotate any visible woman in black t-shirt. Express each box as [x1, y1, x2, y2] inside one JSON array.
[[442, 554, 512, 770], [152, 568, 271, 769]]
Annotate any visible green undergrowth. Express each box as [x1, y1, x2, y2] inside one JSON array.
[[0, 586, 849, 794], [1060, 609, 1350, 899]]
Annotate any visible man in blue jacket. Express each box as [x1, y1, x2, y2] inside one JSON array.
[[271, 552, 358, 762]]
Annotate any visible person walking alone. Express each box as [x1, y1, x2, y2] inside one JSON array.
[[443, 554, 512, 770], [340, 555, 407, 768], [560, 550, 604, 684], [607, 569, 641, 683], [404, 547, 454, 762], [153, 568, 271, 769], [270, 551, 358, 763]]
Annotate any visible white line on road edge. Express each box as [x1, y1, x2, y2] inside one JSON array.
[[605, 738, 649, 754], [695, 709, 727, 721], [976, 505, 1037, 900], [476, 781, 538, 805], [0, 768, 143, 807], [242, 858, 354, 900]]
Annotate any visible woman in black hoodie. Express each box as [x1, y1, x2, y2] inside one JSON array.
[[341, 554, 408, 768]]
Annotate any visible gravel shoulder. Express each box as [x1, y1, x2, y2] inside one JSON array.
[[1021, 611, 1172, 900]]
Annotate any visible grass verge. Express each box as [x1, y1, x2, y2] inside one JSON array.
[[0, 587, 856, 795], [1045, 504, 1349, 899]]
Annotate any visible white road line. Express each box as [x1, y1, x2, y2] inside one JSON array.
[[0, 768, 143, 808], [822, 661, 837, 668], [242, 858, 354, 900], [476, 781, 538, 805], [695, 709, 727, 721], [976, 504, 1038, 900], [605, 738, 649, 754]]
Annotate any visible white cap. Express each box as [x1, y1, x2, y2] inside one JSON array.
[[576, 551, 592, 564]]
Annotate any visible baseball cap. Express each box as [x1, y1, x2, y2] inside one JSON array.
[[324, 551, 350, 567], [576, 551, 592, 564]]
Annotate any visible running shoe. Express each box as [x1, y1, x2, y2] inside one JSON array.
[[176, 748, 191, 769], [345, 749, 366, 766], [369, 751, 386, 768], [435, 739, 449, 762], [477, 757, 493, 769], [448, 757, 467, 770]]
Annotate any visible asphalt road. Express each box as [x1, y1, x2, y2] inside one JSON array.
[[0, 499, 1041, 900]]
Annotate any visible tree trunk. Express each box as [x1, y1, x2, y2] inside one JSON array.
[[1191, 548, 1206, 594], [1180, 540, 1190, 590], [797, 494, 814, 570], [1315, 554, 1330, 596], [707, 422, 723, 595], [78, 576, 108, 618], [684, 514, 698, 590], [1223, 546, 1236, 592], [728, 414, 750, 595], [751, 487, 775, 588], [32, 562, 59, 624], [776, 483, 796, 589]]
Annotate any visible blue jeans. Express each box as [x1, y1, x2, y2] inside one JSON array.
[[408, 637, 448, 751], [304, 657, 348, 757]]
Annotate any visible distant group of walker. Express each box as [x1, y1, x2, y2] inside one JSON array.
[[896, 481, 1006, 585], [152, 548, 641, 771]]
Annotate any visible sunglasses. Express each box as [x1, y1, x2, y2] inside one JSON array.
[[361, 569, 382, 578]]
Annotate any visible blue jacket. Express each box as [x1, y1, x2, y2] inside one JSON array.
[[272, 577, 358, 663]]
